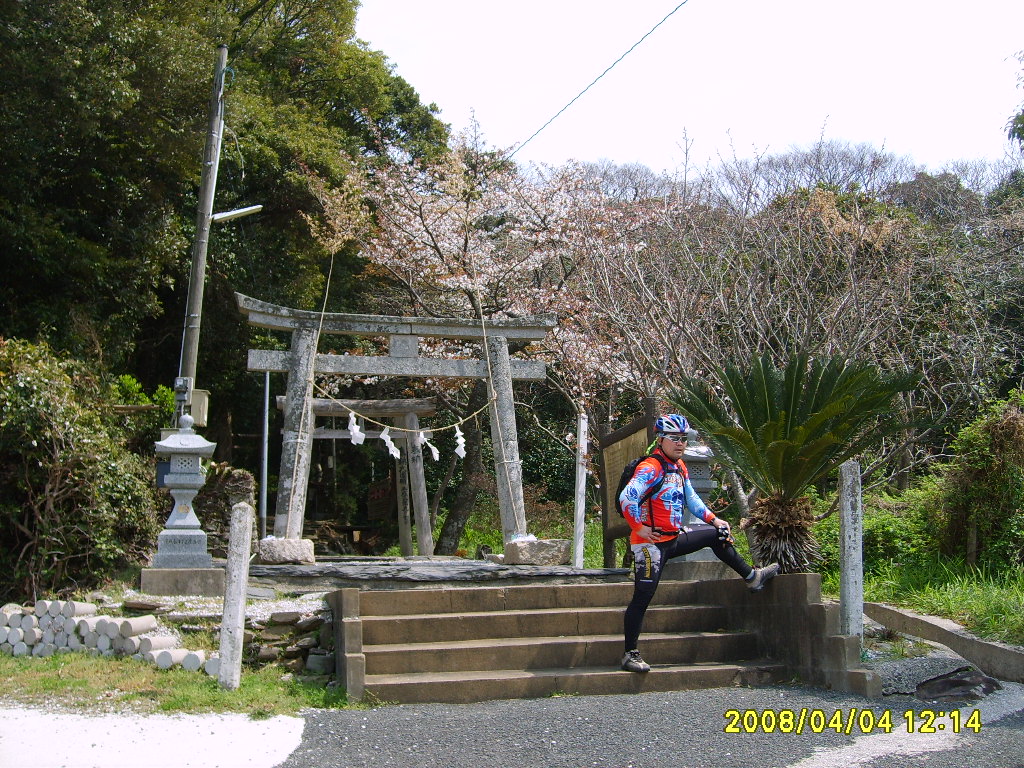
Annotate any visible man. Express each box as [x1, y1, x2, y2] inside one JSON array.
[[618, 413, 779, 673]]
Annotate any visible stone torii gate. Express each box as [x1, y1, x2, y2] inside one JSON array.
[[236, 293, 556, 553], [281, 395, 437, 557]]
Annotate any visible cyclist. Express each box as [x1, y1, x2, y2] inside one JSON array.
[[619, 413, 779, 673]]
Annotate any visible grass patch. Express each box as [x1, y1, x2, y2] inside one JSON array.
[[822, 557, 1024, 647], [0, 654, 354, 715]]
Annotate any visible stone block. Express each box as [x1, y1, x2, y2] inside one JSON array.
[[257, 645, 281, 662], [255, 538, 315, 565], [269, 611, 303, 625], [305, 651, 335, 675], [296, 616, 324, 632], [259, 625, 293, 641], [503, 538, 570, 566], [847, 668, 883, 699]]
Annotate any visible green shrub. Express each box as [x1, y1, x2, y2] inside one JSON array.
[[0, 338, 160, 600], [939, 390, 1024, 568], [815, 479, 940, 575]]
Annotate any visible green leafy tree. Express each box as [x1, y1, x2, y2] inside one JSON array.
[[0, 0, 450, 474], [669, 353, 919, 572], [0, 339, 160, 600]]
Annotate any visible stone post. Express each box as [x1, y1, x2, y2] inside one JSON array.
[[485, 335, 527, 543], [152, 414, 216, 568], [220, 501, 254, 690], [839, 460, 864, 639]]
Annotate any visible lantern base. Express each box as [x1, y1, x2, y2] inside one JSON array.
[[151, 528, 214, 569], [140, 567, 225, 597]]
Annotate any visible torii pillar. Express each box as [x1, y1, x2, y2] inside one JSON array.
[[486, 335, 528, 541]]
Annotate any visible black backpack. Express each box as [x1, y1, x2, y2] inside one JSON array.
[[615, 452, 679, 525]]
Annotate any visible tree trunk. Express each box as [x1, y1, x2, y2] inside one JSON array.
[[435, 382, 487, 555]]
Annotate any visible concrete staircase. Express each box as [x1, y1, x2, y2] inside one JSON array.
[[351, 580, 784, 704]]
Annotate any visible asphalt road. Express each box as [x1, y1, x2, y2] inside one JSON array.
[[275, 682, 1024, 768]]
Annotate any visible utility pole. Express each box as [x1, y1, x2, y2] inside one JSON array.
[[175, 45, 260, 421], [177, 44, 228, 406]]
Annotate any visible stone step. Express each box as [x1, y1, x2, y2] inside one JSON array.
[[364, 630, 759, 674], [358, 580, 709, 616], [364, 661, 786, 705], [361, 604, 729, 645]]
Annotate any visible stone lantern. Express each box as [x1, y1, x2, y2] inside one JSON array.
[[682, 428, 719, 562], [151, 413, 217, 569], [683, 428, 718, 510]]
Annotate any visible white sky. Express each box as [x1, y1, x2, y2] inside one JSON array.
[[356, 0, 1024, 173]]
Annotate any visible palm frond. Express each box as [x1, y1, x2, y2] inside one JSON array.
[[670, 353, 922, 503]]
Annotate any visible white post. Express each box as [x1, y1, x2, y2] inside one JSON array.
[[260, 370, 270, 539], [839, 459, 864, 639], [572, 409, 589, 568], [219, 501, 255, 690]]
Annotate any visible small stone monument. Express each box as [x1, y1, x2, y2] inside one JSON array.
[[141, 414, 224, 595]]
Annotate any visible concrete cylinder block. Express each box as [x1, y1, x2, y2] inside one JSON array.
[[119, 615, 158, 638], [203, 655, 220, 676], [33, 600, 52, 617], [182, 650, 206, 672], [21, 627, 42, 646], [139, 635, 178, 653], [154, 649, 190, 669], [77, 616, 102, 635], [62, 601, 98, 618]]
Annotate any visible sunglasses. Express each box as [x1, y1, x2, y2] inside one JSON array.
[[661, 434, 686, 443]]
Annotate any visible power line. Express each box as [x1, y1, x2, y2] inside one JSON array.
[[508, 0, 691, 159]]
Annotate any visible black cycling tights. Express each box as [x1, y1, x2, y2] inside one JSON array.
[[623, 525, 753, 653]]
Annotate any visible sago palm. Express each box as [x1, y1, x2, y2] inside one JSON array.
[[669, 353, 919, 573]]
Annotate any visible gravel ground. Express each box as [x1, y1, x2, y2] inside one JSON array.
[[117, 587, 332, 624]]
